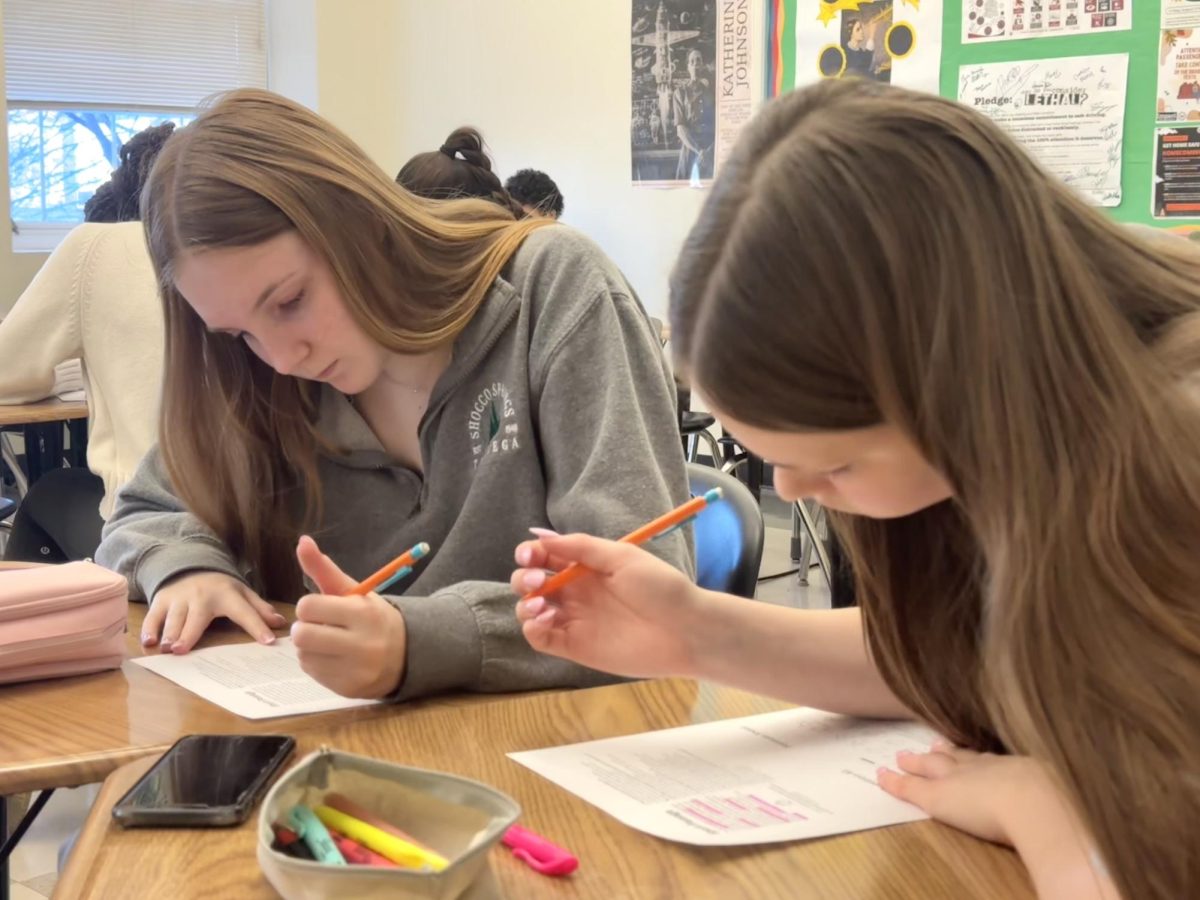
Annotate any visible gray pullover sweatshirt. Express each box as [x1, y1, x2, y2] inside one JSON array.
[[97, 226, 693, 700]]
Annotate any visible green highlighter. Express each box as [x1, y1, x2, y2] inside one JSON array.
[[287, 804, 347, 866]]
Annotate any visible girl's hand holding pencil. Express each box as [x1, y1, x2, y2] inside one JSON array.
[[510, 491, 722, 679]]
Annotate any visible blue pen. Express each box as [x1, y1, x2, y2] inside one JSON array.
[[287, 804, 347, 866]]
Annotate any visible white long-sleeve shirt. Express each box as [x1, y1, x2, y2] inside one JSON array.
[[0, 222, 162, 518]]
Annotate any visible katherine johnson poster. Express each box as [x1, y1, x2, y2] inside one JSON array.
[[632, 0, 765, 187]]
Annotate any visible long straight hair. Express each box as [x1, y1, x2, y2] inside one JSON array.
[[142, 89, 550, 600], [671, 79, 1200, 899]]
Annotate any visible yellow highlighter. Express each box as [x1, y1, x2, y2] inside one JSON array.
[[313, 805, 449, 872]]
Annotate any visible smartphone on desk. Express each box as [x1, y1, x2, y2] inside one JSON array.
[[112, 734, 295, 827]]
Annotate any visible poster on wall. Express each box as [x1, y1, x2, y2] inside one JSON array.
[[962, 0, 1132, 43], [1162, 0, 1200, 30], [795, 0, 941, 93], [631, 1, 766, 188], [1157, 28, 1200, 122], [958, 54, 1129, 206], [1153, 127, 1200, 217]]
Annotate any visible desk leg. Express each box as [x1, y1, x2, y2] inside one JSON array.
[[1, 789, 56, 898], [66, 419, 88, 469], [20, 423, 64, 487]]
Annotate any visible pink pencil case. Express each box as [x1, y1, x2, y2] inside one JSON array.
[[0, 561, 128, 685]]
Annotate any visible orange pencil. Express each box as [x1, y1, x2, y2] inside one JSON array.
[[522, 488, 722, 601], [351, 542, 430, 595]]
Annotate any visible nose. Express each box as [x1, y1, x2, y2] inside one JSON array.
[[772, 467, 825, 504], [257, 332, 310, 377]]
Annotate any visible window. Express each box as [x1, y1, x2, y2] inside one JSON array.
[[4, 0, 266, 250]]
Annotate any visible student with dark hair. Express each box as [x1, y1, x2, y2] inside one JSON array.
[[83, 122, 176, 222], [504, 169, 565, 219], [1, 122, 173, 562], [396, 127, 524, 217]]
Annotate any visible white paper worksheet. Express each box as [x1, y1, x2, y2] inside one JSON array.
[[130, 637, 380, 719], [509, 707, 938, 846]]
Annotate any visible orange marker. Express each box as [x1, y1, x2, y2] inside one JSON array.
[[351, 542, 430, 595], [522, 489, 722, 601]]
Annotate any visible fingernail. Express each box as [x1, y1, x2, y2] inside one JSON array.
[[534, 608, 556, 623], [160, 640, 173, 652], [141, 633, 156, 646], [522, 569, 546, 591], [522, 596, 546, 616], [171, 644, 188, 655], [896, 750, 913, 760], [529, 527, 559, 539], [260, 634, 276, 645], [931, 738, 952, 751], [515, 546, 532, 566], [273, 614, 288, 625], [876, 767, 889, 780]]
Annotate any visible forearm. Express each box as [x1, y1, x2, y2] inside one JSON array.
[[389, 581, 626, 701], [1010, 800, 1120, 900], [684, 596, 911, 718]]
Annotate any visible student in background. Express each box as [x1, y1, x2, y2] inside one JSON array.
[[98, 90, 689, 704], [0, 123, 172, 561], [505, 169, 564, 220], [512, 80, 1199, 900], [396, 126, 525, 217]]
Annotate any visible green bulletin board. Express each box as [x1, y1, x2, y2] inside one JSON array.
[[777, 0, 1179, 225]]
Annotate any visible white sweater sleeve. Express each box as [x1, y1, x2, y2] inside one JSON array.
[[0, 225, 90, 404]]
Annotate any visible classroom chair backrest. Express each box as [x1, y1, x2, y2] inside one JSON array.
[[687, 462, 764, 599]]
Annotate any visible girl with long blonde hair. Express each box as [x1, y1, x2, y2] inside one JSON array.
[[98, 89, 690, 701], [511, 79, 1200, 899]]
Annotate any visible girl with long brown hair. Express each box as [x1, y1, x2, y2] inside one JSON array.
[[96, 89, 690, 701], [511, 79, 1200, 899]]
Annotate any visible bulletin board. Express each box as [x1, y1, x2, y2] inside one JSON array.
[[769, 0, 1184, 226]]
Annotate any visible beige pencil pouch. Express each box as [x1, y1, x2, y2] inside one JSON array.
[[257, 747, 519, 899]]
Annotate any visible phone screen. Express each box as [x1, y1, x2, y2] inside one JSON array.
[[122, 735, 293, 811]]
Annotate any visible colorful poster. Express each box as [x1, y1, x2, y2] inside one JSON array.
[[1162, 0, 1200, 30], [1153, 127, 1200, 217], [1158, 29, 1200, 121], [631, 0, 765, 188], [963, 0, 1132, 43], [958, 54, 1129, 206], [795, 0, 942, 93]]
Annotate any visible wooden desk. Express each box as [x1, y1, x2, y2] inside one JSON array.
[[0, 400, 88, 428], [0, 399, 89, 484], [59, 680, 1033, 900], [0, 602, 439, 797]]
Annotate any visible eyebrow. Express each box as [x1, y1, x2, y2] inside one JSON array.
[[204, 271, 298, 334]]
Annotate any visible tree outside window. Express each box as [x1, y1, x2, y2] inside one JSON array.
[[8, 108, 193, 225]]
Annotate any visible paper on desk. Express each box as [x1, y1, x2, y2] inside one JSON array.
[[509, 707, 937, 846], [130, 637, 379, 719]]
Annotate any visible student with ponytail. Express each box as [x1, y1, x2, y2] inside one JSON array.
[[396, 126, 524, 217]]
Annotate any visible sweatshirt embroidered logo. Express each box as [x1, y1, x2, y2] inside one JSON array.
[[468, 381, 520, 466]]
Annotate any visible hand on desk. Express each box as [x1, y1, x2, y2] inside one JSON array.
[[291, 535, 407, 699], [144, 571, 288, 653], [511, 532, 705, 679]]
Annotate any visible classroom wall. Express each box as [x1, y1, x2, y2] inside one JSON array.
[[386, 0, 709, 318], [314, 0, 407, 171], [0, 0, 50, 316]]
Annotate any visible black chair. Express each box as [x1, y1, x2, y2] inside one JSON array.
[[687, 462, 764, 599]]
